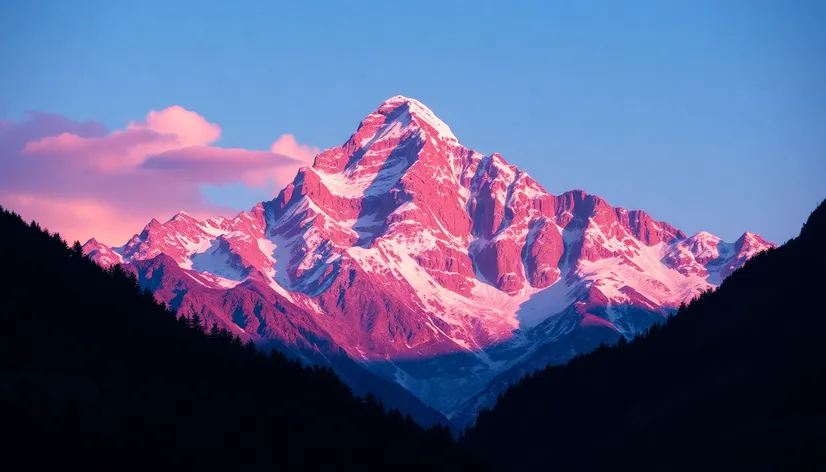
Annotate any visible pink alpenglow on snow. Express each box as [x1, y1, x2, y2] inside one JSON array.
[[78, 96, 774, 424], [0, 108, 318, 245]]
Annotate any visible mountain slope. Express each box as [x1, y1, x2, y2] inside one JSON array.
[[460, 199, 826, 471], [0, 205, 478, 470], [121, 245, 447, 426], [82, 96, 774, 421]]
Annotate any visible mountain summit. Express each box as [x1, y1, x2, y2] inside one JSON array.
[[83, 96, 774, 422]]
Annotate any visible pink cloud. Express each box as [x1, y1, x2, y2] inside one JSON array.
[[0, 106, 318, 245], [127, 106, 222, 146], [270, 134, 319, 164]]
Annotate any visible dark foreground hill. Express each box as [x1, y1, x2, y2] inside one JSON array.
[[0, 205, 479, 470], [461, 199, 826, 471]]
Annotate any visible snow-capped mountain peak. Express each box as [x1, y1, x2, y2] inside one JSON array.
[[376, 95, 458, 142], [83, 95, 774, 424]]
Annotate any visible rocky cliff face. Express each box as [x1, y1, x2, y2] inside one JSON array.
[[84, 96, 774, 423]]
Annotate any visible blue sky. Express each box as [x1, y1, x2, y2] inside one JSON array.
[[1, 0, 824, 243]]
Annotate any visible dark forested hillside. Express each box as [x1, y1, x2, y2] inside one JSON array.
[[0, 206, 478, 470], [462, 199, 826, 471]]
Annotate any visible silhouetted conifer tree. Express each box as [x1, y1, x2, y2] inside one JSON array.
[[209, 322, 220, 338], [191, 314, 204, 333]]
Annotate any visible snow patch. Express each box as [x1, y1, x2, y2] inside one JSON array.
[[190, 241, 246, 283]]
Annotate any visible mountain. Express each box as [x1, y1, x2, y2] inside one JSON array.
[[0, 206, 479, 470], [82, 96, 774, 423], [460, 199, 826, 471]]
